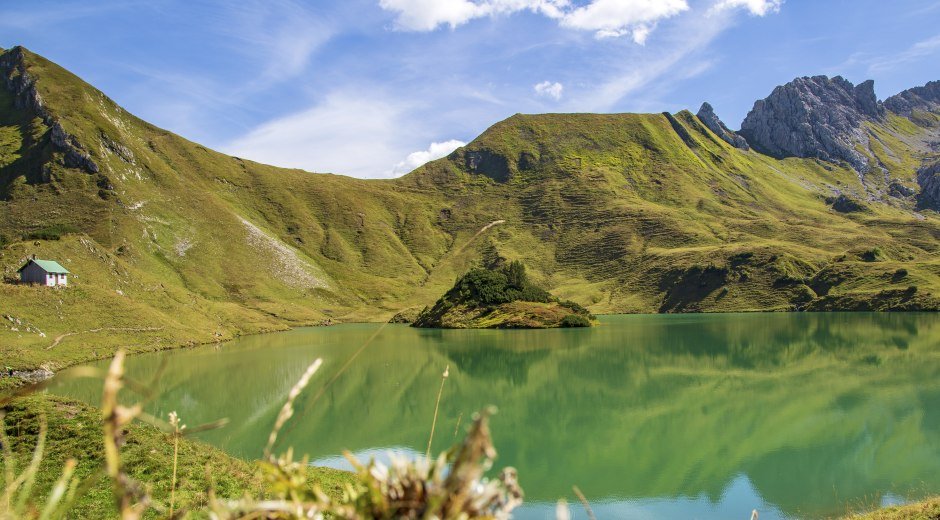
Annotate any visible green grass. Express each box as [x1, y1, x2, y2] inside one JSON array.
[[842, 497, 940, 519], [1, 393, 351, 517]]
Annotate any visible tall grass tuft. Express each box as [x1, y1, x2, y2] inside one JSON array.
[[1, 410, 87, 519], [101, 350, 148, 519]]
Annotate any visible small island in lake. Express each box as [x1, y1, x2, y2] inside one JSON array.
[[412, 261, 595, 329]]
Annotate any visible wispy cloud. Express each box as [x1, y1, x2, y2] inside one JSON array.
[[0, 0, 147, 30], [563, 3, 754, 112], [224, 91, 419, 178], [210, 0, 335, 90], [866, 34, 940, 73]]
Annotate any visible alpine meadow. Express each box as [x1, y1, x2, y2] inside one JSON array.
[[1, 2, 940, 517]]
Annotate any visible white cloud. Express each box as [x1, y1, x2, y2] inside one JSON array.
[[378, 0, 567, 31], [710, 0, 783, 16], [225, 92, 415, 178], [534, 80, 564, 100], [378, 0, 689, 42], [392, 139, 466, 175], [560, 0, 688, 40]]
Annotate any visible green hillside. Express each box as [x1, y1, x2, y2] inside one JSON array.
[[1, 46, 939, 378]]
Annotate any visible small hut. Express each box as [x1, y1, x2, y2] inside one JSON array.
[[18, 258, 69, 286]]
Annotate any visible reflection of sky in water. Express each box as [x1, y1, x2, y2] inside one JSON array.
[[313, 446, 423, 470], [319, 450, 789, 519], [516, 476, 787, 520]]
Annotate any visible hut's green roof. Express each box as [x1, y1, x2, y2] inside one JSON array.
[[19, 259, 70, 274]]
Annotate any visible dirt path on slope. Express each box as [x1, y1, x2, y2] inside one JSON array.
[[47, 327, 164, 350]]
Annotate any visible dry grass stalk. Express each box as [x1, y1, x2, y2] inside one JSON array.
[[168, 411, 186, 517], [572, 486, 596, 520], [453, 412, 463, 438], [264, 358, 323, 459], [426, 365, 449, 459], [101, 350, 148, 520]]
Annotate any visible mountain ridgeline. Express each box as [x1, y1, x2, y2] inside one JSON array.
[[1, 45, 940, 369]]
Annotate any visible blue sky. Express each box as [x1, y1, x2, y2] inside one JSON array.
[[3, 0, 939, 178]]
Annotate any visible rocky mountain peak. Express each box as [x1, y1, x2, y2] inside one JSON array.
[[696, 102, 749, 150], [739, 75, 885, 172], [884, 80, 940, 117], [0, 46, 99, 175]]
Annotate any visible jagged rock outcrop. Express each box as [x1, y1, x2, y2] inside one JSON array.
[[739, 76, 884, 172], [884, 80, 940, 117], [0, 46, 99, 174], [917, 161, 940, 208], [696, 102, 749, 150]]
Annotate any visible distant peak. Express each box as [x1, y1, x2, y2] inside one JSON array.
[[885, 80, 940, 118], [696, 102, 749, 150]]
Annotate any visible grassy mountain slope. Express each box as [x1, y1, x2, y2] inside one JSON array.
[[1, 46, 940, 376], [403, 109, 940, 313]]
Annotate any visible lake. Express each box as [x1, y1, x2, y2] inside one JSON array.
[[49, 313, 940, 519]]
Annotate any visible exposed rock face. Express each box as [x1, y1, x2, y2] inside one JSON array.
[[0, 46, 99, 175], [739, 76, 884, 172], [663, 112, 696, 148], [888, 181, 916, 198], [884, 80, 940, 117], [828, 194, 867, 213], [465, 149, 511, 182], [3, 368, 54, 384], [917, 161, 940, 208], [696, 103, 749, 150]]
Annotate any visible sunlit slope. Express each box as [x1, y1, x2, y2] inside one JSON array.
[[2, 45, 940, 372], [404, 110, 940, 312], [0, 46, 467, 371]]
